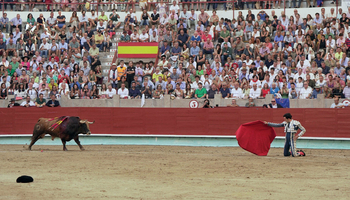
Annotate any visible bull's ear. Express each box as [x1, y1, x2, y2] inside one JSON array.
[[80, 120, 87, 124], [88, 121, 95, 124]]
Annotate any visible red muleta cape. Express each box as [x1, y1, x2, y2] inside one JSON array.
[[235, 120, 276, 156]]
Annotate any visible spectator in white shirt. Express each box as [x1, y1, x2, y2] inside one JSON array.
[[296, 60, 308, 73], [149, 31, 158, 42], [231, 82, 244, 99], [0, 57, 9, 68], [40, 29, 50, 40], [39, 39, 50, 58], [26, 83, 37, 100], [249, 84, 262, 99], [188, 9, 197, 29], [46, 12, 57, 32], [305, 68, 315, 80], [249, 75, 262, 88], [299, 82, 312, 99], [316, 75, 327, 87], [79, 10, 89, 31], [58, 79, 70, 90], [148, 25, 158, 36], [180, 8, 190, 26], [297, 56, 311, 69], [169, 1, 180, 14], [326, 8, 336, 22], [330, 97, 345, 108], [294, 68, 306, 81], [20, 96, 35, 107], [139, 29, 149, 42], [38, 84, 49, 99], [280, 15, 289, 29], [59, 39, 68, 53], [159, 14, 169, 27], [118, 83, 129, 99], [343, 81, 350, 98], [130, 29, 139, 42], [313, 13, 322, 25], [326, 35, 335, 50], [96, 20, 106, 32], [13, 28, 22, 42], [106, 84, 116, 99], [80, 33, 90, 55]]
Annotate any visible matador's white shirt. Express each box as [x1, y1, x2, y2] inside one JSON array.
[[268, 120, 306, 137]]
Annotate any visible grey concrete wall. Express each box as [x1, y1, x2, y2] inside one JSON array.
[[57, 93, 341, 108], [217, 94, 274, 107], [60, 95, 116, 107], [1, 94, 344, 108], [289, 94, 335, 108], [0, 98, 8, 107]]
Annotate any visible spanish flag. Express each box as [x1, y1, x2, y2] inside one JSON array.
[[118, 42, 159, 58]]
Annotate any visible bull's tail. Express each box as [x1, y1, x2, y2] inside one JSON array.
[[29, 123, 46, 150], [31, 123, 46, 140]]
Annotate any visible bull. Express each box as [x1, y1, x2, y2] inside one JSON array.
[[28, 116, 95, 151]]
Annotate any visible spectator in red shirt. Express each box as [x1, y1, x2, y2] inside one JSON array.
[[345, 32, 350, 52], [203, 38, 214, 55], [195, 26, 204, 39], [58, 69, 70, 84], [201, 31, 212, 46], [205, 63, 212, 75], [261, 83, 270, 98]]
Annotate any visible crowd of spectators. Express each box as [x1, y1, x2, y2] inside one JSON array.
[[0, 9, 121, 104], [114, 6, 350, 101], [0, 1, 350, 107], [0, 0, 334, 13]]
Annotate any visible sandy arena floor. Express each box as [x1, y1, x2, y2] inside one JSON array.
[[0, 145, 349, 200]]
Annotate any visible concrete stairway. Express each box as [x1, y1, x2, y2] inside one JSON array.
[[100, 31, 157, 84], [100, 51, 115, 83]]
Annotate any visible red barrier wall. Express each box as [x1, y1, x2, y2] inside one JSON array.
[[0, 108, 349, 138]]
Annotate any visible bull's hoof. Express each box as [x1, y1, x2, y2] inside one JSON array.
[[28, 147, 32, 151], [80, 147, 85, 151], [63, 148, 68, 151]]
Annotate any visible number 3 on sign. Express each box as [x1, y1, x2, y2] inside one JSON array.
[[189, 100, 199, 108]]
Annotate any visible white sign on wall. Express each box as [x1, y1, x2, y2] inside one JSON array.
[[189, 100, 199, 108]]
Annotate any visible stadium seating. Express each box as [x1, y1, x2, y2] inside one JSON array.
[[0, 0, 349, 108]]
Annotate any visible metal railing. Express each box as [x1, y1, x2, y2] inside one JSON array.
[[0, 0, 340, 17]]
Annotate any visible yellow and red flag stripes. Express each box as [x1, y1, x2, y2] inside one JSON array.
[[118, 42, 159, 58]]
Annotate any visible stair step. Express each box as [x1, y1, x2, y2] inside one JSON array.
[[100, 58, 114, 61], [100, 61, 114, 64]]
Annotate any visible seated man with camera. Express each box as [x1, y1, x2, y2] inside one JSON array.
[[202, 99, 213, 108]]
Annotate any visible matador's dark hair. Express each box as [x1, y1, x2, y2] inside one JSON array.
[[283, 113, 292, 119]]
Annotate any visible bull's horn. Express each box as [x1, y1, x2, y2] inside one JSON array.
[[88, 121, 95, 124], [80, 120, 87, 123]]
